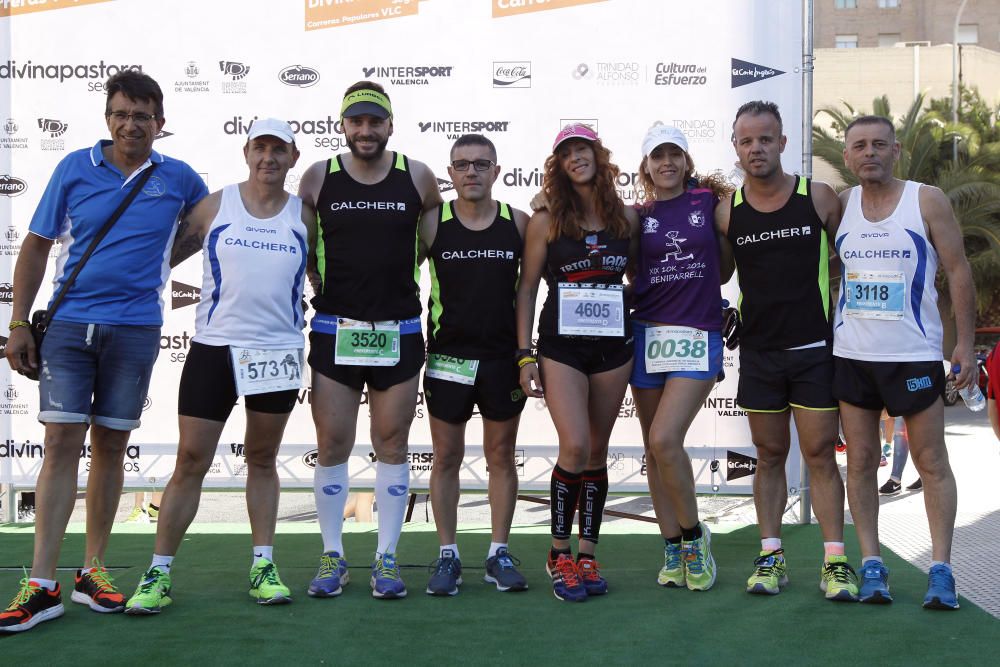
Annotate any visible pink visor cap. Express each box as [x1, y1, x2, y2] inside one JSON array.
[[552, 123, 598, 152]]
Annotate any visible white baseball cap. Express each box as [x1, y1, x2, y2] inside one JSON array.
[[641, 124, 689, 157], [247, 117, 295, 144]]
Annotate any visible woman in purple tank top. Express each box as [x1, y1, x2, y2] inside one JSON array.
[[629, 124, 734, 591]]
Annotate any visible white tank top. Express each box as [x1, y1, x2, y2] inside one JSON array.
[[833, 180, 942, 362], [193, 184, 307, 349]]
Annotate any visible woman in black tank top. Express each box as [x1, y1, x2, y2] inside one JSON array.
[[515, 123, 639, 601]]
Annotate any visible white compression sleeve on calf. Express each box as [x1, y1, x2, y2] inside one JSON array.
[[314, 463, 349, 555], [375, 461, 409, 556]]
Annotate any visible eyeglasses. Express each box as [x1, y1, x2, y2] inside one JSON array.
[[450, 159, 495, 172], [106, 111, 158, 123]]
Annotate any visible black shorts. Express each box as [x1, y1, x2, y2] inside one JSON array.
[[737, 345, 837, 412], [178, 342, 299, 421], [538, 332, 634, 376], [833, 357, 944, 417], [308, 330, 425, 391], [424, 356, 526, 424]]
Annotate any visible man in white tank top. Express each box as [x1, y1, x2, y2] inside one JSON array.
[[832, 115, 976, 610], [123, 118, 317, 615]]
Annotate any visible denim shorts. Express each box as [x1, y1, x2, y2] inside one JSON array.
[[38, 320, 160, 430], [629, 322, 724, 389]]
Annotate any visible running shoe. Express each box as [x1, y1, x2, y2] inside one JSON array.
[[72, 559, 125, 612], [576, 556, 608, 596], [125, 566, 172, 615], [484, 548, 528, 592], [249, 559, 292, 605], [371, 553, 407, 599], [546, 553, 586, 602], [146, 505, 159, 521], [746, 549, 787, 595], [426, 549, 462, 596], [125, 505, 149, 523], [0, 577, 63, 633], [820, 555, 860, 602], [657, 542, 685, 588], [308, 551, 349, 597], [879, 479, 902, 496], [682, 523, 717, 591], [907, 478, 923, 491], [922, 564, 959, 610], [858, 560, 893, 604]]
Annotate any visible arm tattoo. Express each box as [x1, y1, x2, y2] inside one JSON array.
[[170, 218, 206, 267]]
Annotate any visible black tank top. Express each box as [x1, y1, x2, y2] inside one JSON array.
[[313, 152, 424, 321], [426, 201, 522, 359], [538, 227, 630, 336], [727, 176, 831, 350]]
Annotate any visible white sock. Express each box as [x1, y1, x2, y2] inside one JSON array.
[[488, 542, 507, 559], [930, 560, 952, 572], [374, 461, 409, 556], [151, 554, 174, 573], [440, 544, 459, 559], [252, 545, 273, 566], [761, 537, 782, 553], [314, 463, 349, 555], [30, 577, 58, 591], [862, 555, 884, 565]]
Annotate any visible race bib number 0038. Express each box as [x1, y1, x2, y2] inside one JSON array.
[[557, 283, 624, 337], [844, 270, 905, 320], [230, 347, 304, 396], [644, 326, 709, 373], [334, 319, 401, 366]]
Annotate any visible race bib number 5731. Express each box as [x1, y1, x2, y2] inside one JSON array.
[[230, 347, 304, 396]]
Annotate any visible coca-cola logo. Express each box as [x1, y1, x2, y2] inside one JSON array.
[[493, 61, 531, 88]]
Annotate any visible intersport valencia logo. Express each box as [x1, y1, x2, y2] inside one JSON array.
[[418, 120, 511, 141], [279, 65, 320, 88], [361, 65, 453, 86], [731, 58, 785, 88]]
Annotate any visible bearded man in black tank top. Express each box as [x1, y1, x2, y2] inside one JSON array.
[[297, 81, 442, 600], [717, 101, 857, 602], [416, 134, 530, 596]]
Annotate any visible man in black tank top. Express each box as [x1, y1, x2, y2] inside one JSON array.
[[415, 134, 530, 596], [717, 101, 857, 601], [297, 81, 442, 600]]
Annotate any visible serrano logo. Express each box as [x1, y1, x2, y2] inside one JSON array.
[[0, 175, 27, 197], [492, 0, 607, 18], [731, 58, 785, 88], [493, 61, 531, 88], [279, 65, 320, 88], [0, 283, 10, 304], [302, 450, 318, 468]]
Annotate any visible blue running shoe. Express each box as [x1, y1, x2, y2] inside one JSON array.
[[426, 550, 462, 596], [371, 553, 407, 599], [308, 551, 349, 598], [546, 553, 586, 602], [923, 564, 959, 610], [484, 548, 528, 592], [858, 560, 892, 604]]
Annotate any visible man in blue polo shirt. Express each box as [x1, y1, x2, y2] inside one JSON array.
[[1, 70, 207, 633]]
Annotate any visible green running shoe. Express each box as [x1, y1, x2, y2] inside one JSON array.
[[820, 555, 859, 602], [125, 566, 172, 615], [657, 542, 685, 588], [746, 549, 788, 595], [249, 559, 292, 605], [682, 523, 717, 591]]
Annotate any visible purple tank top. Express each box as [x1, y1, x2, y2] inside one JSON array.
[[632, 189, 722, 331]]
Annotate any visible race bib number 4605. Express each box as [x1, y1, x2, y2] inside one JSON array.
[[230, 347, 304, 396], [557, 283, 624, 337]]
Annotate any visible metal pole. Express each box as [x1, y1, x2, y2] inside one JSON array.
[[2, 484, 15, 523], [952, 0, 968, 163], [800, 0, 814, 526]]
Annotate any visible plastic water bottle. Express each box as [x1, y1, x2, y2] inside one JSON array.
[[952, 364, 986, 412]]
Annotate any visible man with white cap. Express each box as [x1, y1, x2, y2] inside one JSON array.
[[124, 117, 314, 614], [298, 81, 442, 599]]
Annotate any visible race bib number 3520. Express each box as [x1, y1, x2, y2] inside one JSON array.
[[334, 319, 401, 366]]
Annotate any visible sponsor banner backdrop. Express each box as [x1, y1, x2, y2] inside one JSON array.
[[1, 0, 806, 494]]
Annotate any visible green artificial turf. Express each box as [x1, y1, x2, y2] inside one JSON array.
[[0, 524, 995, 665]]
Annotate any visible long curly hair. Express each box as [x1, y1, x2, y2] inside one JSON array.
[[543, 138, 630, 241], [635, 153, 734, 207]]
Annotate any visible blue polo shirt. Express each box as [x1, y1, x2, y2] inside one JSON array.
[[29, 140, 208, 325]]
